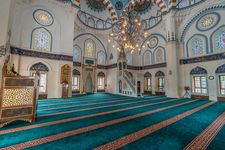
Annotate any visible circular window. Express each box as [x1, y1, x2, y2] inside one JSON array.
[[196, 13, 220, 31], [33, 9, 54, 26], [148, 37, 158, 49]]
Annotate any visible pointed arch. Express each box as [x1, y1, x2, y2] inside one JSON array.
[[30, 62, 49, 72], [190, 66, 208, 75]]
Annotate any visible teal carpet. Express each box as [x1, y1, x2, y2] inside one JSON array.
[[0, 93, 224, 150]]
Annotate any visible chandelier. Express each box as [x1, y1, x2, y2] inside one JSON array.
[[108, 8, 147, 54]]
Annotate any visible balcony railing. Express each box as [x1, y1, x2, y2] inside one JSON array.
[[77, 10, 113, 30]]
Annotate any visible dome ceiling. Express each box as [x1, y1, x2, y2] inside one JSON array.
[[86, 0, 107, 12]]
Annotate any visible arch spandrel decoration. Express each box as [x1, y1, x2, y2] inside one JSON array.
[[216, 64, 225, 74], [211, 26, 225, 53], [97, 72, 105, 77], [73, 69, 81, 75], [155, 71, 165, 77], [190, 67, 208, 75], [144, 72, 152, 77], [30, 62, 49, 72]]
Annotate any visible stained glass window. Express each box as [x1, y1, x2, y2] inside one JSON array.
[[213, 27, 225, 52], [85, 39, 95, 58], [188, 35, 207, 57], [32, 28, 52, 51]]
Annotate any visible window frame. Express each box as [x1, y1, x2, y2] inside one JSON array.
[[192, 75, 208, 95], [97, 76, 105, 90], [218, 74, 225, 96], [72, 75, 80, 91], [144, 77, 152, 91]]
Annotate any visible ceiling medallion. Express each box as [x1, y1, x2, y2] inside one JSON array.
[[196, 12, 220, 31], [115, 1, 123, 10], [33, 9, 54, 26]]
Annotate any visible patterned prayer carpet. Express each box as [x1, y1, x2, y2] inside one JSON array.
[[0, 93, 225, 150]]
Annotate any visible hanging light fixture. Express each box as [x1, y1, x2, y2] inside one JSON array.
[[108, 7, 147, 54]]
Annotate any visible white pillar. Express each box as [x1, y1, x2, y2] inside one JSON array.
[[165, 10, 180, 98]]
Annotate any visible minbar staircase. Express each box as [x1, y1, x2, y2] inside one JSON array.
[[123, 70, 136, 95]]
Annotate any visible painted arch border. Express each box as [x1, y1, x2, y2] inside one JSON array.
[[179, 4, 225, 42], [186, 34, 209, 58]]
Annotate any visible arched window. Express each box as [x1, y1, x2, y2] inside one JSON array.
[[144, 72, 152, 92], [216, 64, 225, 95], [30, 62, 49, 94], [88, 17, 95, 27], [190, 67, 208, 94], [154, 47, 165, 64], [73, 45, 81, 62], [212, 26, 225, 53], [96, 20, 104, 29], [143, 51, 152, 66], [72, 69, 80, 92], [97, 51, 106, 65], [31, 28, 52, 51], [97, 72, 105, 91], [187, 35, 207, 57], [85, 39, 95, 58], [155, 71, 165, 92]]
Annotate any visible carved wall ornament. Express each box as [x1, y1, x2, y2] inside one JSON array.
[[60, 64, 71, 84]]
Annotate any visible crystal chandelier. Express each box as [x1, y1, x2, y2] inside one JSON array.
[[108, 8, 147, 54]]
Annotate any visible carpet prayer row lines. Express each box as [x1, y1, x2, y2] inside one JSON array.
[[0, 94, 225, 150]]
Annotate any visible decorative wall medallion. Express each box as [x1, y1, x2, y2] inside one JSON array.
[[148, 37, 158, 49], [115, 1, 123, 10], [33, 9, 54, 26], [196, 13, 220, 31], [208, 76, 214, 80]]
